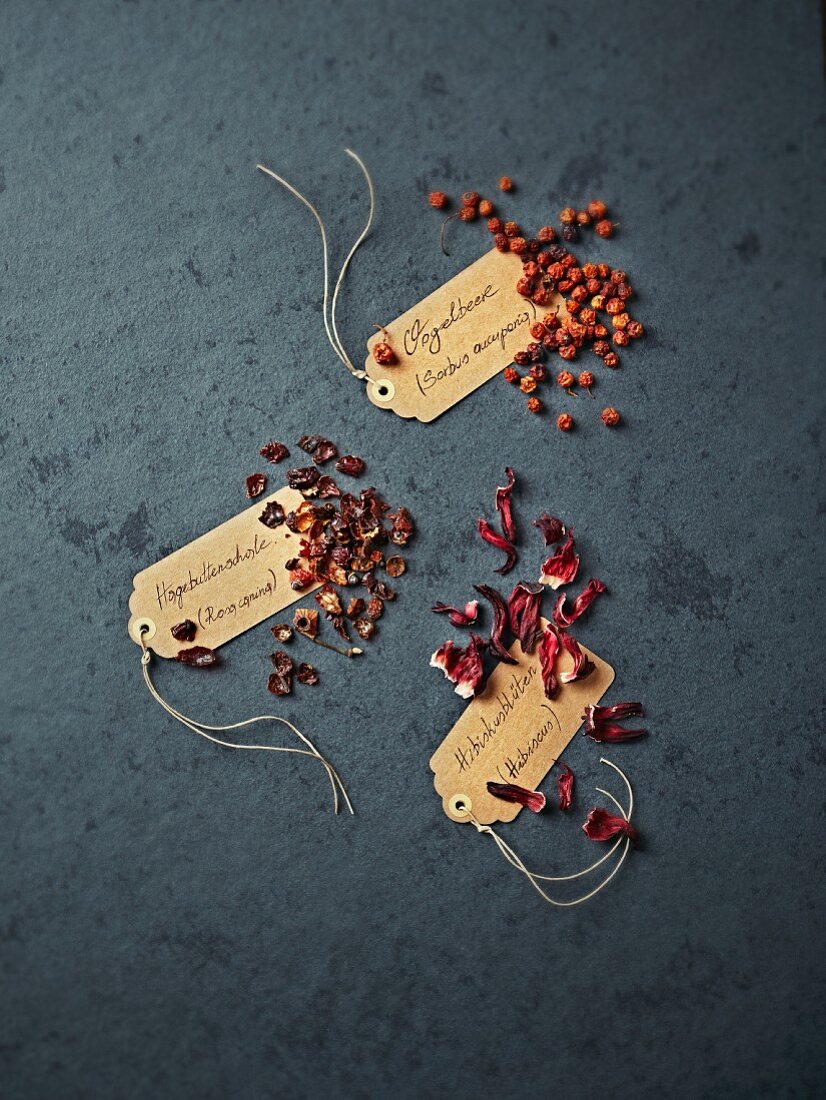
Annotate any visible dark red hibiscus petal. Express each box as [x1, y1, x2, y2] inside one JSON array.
[[582, 807, 638, 842], [558, 631, 595, 683], [477, 519, 517, 575], [175, 646, 218, 668], [553, 578, 607, 627], [430, 635, 487, 698], [474, 584, 518, 664], [538, 624, 561, 699], [533, 513, 566, 545], [556, 763, 574, 811], [508, 581, 544, 653], [582, 702, 647, 742], [487, 781, 546, 813], [494, 467, 517, 543], [539, 528, 579, 588], [431, 600, 479, 628]]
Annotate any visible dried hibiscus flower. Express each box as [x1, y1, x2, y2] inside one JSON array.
[[533, 513, 565, 545], [293, 608, 319, 639], [486, 781, 546, 813], [270, 623, 293, 643], [556, 763, 574, 811], [259, 441, 289, 464], [539, 528, 579, 588], [582, 702, 646, 742], [176, 646, 218, 668], [431, 600, 479, 627], [494, 466, 517, 543], [430, 634, 487, 699], [508, 581, 544, 653], [559, 631, 595, 683], [259, 500, 285, 529], [582, 807, 638, 842], [553, 578, 607, 627], [170, 619, 197, 642], [335, 455, 365, 477], [474, 584, 517, 664], [246, 473, 268, 499], [297, 662, 319, 685], [538, 625, 561, 699], [477, 518, 517, 575]]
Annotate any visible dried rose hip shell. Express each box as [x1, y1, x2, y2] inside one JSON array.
[[170, 619, 197, 642], [365, 596, 384, 620], [287, 466, 321, 491], [270, 650, 294, 676], [385, 556, 406, 578], [270, 623, 293, 643], [175, 646, 218, 668], [259, 501, 285, 529], [316, 475, 341, 498], [354, 617, 376, 640], [290, 568, 316, 590], [297, 435, 323, 454], [315, 584, 343, 615], [246, 473, 268, 499], [347, 597, 366, 618], [335, 455, 365, 477], [293, 608, 319, 638], [312, 440, 339, 465], [297, 663, 320, 685], [267, 672, 292, 697], [259, 441, 289, 464]]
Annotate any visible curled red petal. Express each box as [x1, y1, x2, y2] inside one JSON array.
[[494, 467, 517, 543], [474, 584, 518, 664], [538, 624, 561, 699], [553, 578, 607, 627], [508, 580, 544, 653], [582, 702, 647, 742], [556, 763, 574, 811], [539, 528, 580, 588], [487, 781, 546, 813], [533, 513, 566, 545], [558, 631, 595, 684], [582, 807, 638, 842], [431, 600, 479, 628], [477, 518, 518, 575], [430, 635, 488, 699]]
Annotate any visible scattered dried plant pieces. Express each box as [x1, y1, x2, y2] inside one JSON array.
[[314, 584, 343, 616], [431, 600, 479, 628], [582, 807, 638, 842], [297, 663, 320, 685], [539, 528, 579, 588], [293, 608, 320, 639], [346, 597, 366, 619], [388, 507, 414, 546], [313, 439, 339, 465], [176, 646, 218, 668], [170, 619, 197, 643], [258, 500, 285, 529], [486, 781, 545, 813], [365, 596, 384, 620], [270, 623, 293, 643], [259, 441, 289, 464], [354, 618, 376, 640], [286, 466, 321, 492], [246, 473, 268, 499], [582, 702, 646, 742], [558, 631, 595, 684], [477, 518, 517, 575]]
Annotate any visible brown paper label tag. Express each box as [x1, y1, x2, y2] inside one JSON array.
[[127, 487, 319, 657], [430, 622, 615, 825], [364, 249, 562, 422]]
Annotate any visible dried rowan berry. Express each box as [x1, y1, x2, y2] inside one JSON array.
[[557, 370, 575, 391], [493, 233, 510, 252], [593, 341, 610, 358], [557, 413, 574, 431], [487, 216, 503, 233], [612, 312, 630, 330], [603, 352, 620, 368], [605, 297, 623, 315], [587, 200, 608, 221], [526, 396, 543, 413], [532, 288, 554, 306], [578, 307, 596, 325], [171, 620, 197, 642], [520, 376, 537, 394], [543, 310, 561, 329], [594, 323, 609, 338], [626, 320, 644, 338], [246, 473, 267, 498], [578, 370, 594, 392], [576, 210, 591, 226], [522, 261, 540, 279], [571, 285, 588, 302], [429, 191, 449, 209], [610, 269, 627, 284], [516, 276, 533, 297], [504, 221, 520, 238], [558, 344, 577, 361], [562, 225, 578, 242], [478, 198, 494, 217], [498, 176, 514, 192], [601, 406, 621, 427], [462, 191, 480, 208], [513, 350, 531, 366], [597, 262, 611, 278], [373, 341, 396, 365], [260, 441, 289, 464], [530, 364, 547, 381], [537, 225, 557, 243], [530, 322, 547, 340], [595, 219, 615, 238], [559, 207, 576, 225], [583, 263, 598, 279], [458, 205, 477, 222], [615, 283, 632, 300], [565, 300, 581, 315], [509, 236, 528, 255], [613, 329, 630, 347], [589, 295, 605, 311], [503, 366, 520, 383]]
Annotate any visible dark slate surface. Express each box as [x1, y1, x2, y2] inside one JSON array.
[[1, 1, 824, 1096]]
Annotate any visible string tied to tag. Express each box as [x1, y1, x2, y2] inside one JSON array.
[[138, 631, 353, 816], [256, 149, 374, 382], [463, 759, 635, 908]]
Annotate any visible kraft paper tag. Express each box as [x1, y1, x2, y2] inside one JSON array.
[[128, 487, 319, 657], [430, 621, 615, 825], [364, 249, 562, 422]]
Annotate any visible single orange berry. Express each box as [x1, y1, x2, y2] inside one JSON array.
[[526, 396, 543, 413], [428, 191, 449, 209], [520, 376, 537, 394], [559, 207, 576, 225], [478, 198, 494, 217], [557, 413, 574, 431], [587, 200, 608, 220], [503, 366, 519, 384], [576, 210, 591, 226], [373, 341, 396, 365], [595, 219, 615, 238], [601, 407, 621, 427], [458, 205, 477, 222], [498, 176, 514, 192], [462, 191, 480, 208], [557, 370, 575, 390], [578, 370, 594, 389], [603, 351, 620, 368]]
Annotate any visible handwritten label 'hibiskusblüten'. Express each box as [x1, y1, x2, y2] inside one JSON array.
[[430, 620, 614, 825], [128, 487, 319, 657], [364, 249, 562, 422]]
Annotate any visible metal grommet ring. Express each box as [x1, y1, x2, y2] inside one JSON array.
[[369, 378, 395, 403], [131, 616, 156, 643], [449, 794, 472, 818]]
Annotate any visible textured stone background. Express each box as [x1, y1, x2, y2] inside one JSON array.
[[1, 1, 824, 1096]]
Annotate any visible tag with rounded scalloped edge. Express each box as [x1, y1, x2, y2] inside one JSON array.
[[430, 621, 615, 825], [128, 486, 320, 658], [364, 248, 563, 422]]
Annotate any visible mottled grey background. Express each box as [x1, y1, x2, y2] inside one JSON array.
[[1, 1, 824, 1096]]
